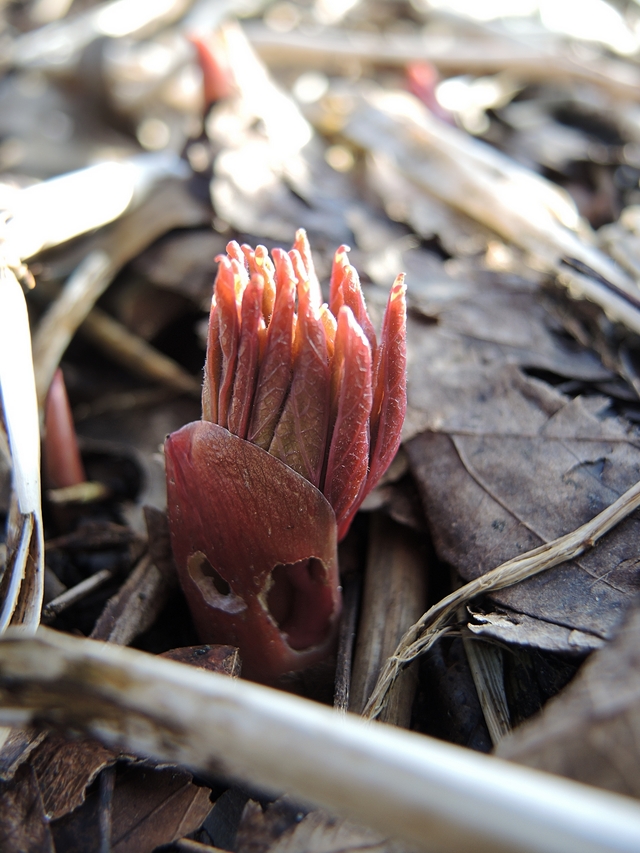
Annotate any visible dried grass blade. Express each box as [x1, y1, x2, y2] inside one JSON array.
[[0, 264, 44, 632], [462, 630, 511, 746], [32, 179, 205, 410]]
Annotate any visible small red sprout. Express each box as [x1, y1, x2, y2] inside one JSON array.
[[165, 231, 406, 682], [44, 368, 86, 490]]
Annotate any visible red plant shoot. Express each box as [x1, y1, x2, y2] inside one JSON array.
[[166, 230, 406, 682]]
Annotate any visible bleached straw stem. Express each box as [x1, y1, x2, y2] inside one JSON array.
[[0, 628, 638, 853]]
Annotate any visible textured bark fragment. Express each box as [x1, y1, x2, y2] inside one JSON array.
[[248, 253, 296, 450], [165, 421, 340, 682]]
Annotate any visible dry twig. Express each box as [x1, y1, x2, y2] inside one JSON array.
[[246, 24, 640, 102], [32, 179, 206, 408], [0, 628, 639, 853]]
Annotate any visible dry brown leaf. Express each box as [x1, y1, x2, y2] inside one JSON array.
[[236, 797, 310, 853], [161, 644, 241, 676], [0, 762, 54, 853], [496, 599, 640, 798], [30, 731, 117, 820], [400, 262, 640, 651]]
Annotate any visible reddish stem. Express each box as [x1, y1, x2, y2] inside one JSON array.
[[44, 368, 86, 489]]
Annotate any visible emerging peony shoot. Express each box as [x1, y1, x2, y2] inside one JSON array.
[[165, 230, 406, 682]]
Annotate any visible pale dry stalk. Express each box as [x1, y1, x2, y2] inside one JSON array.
[[350, 514, 426, 727], [0, 627, 639, 853]]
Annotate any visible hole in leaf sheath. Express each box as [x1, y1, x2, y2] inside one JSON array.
[[203, 562, 231, 596], [187, 551, 245, 613], [266, 558, 335, 651]]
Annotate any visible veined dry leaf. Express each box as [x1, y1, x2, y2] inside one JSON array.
[[496, 599, 640, 798], [51, 765, 212, 853], [401, 262, 640, 652], [407, 378, 640, 649]]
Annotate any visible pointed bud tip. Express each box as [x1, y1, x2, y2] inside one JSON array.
[[391, 273, 406, 298]]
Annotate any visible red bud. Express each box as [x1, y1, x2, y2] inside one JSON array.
[[167, 230, 406, 681]]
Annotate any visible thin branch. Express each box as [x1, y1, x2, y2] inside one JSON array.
[[80, 309, 201, 398]]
